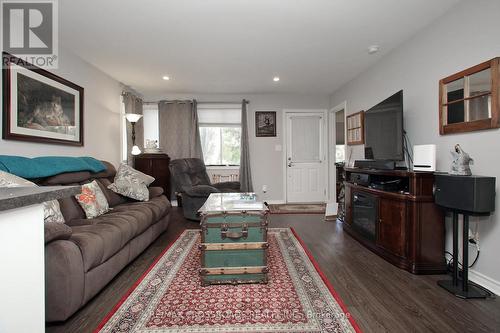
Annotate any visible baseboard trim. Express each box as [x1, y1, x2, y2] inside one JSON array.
[[469, 269, 500, 296]]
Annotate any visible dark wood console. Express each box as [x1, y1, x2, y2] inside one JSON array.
[[343, 168, 446, 274]]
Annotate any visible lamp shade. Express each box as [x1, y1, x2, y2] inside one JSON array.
[[131, 145, 142, 155], [125, 113, 143, 123]]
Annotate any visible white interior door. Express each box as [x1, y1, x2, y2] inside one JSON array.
[[285, 112, 326, 203]]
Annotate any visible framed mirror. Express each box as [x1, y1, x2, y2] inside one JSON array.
[[439, 58, 499, 135]]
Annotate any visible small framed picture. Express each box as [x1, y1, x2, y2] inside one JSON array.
[[2, 52, 84, 146], [255, 111, 276, 137]]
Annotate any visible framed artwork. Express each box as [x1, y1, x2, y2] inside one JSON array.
[[255, 111, 276, 137], [2, 52, 84, 146]]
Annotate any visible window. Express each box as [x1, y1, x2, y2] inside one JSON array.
[[198, 104, 241, 166], [143, 104, 159, 144]]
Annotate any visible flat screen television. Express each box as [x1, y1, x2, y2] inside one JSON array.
[[364, 90, 404, 161]]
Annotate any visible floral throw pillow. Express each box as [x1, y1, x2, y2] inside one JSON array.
[[108, 163, 155, 202], [75, 180, 110, 219], [0, 170, 65, 223]]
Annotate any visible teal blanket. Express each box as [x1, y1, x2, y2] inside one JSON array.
[[0, 156, 106, 179]]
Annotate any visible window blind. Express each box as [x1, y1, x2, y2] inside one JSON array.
[[197, 104, 241, 124]]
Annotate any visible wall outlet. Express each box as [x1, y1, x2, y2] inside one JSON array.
[[262, 185, 268, 193]]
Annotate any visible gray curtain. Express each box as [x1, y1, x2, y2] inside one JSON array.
[[158, 100, 203, 161], [239, 99, 253, 192], [123, 92, 143, 164]]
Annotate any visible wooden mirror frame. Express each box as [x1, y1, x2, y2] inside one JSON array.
[[346, 111, 364, 145], [439, 57, 499, 135]]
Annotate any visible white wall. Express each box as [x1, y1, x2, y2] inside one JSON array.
[[0, 48, 122, 166], [143, 92, 330, 201], [329, 0, 500, 293]]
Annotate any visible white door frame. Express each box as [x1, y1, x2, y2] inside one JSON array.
[[327, 101, 347, 203], [282, 109, 328, 203]]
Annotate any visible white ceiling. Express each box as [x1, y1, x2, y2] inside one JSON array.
[[60, 0, 461, 97]]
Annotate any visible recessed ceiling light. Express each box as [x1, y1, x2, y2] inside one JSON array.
[[162, 75, 170, 81], [273, 76, 280, 82], [367, 45, 380, 55]]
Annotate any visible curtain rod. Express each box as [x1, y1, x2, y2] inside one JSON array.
[[143, 100, 249, 105]]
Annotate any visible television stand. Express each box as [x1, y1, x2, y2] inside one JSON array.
[[344, 167, 446, 274], [354, 159, 395, 170]]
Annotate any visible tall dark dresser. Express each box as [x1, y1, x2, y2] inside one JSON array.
[[133, 153, 171, 200]]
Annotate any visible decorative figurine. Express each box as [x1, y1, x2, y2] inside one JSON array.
[[144, 139, 161, 153], [450, 144, 473, 176]]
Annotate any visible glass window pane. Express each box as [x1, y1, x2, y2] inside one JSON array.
[[200, 127, 221, 165], [447, 101, 465, 124], [291, 116, 321, 161], [468, 95, 491, 121], [469, 69, 491, 97], [221, 127, 241, 165], [336, 145, 345, 162], [143, 108, 159, 144], [446, 78, 464, 102]]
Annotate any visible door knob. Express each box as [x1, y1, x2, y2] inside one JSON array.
[[288, 162, 292, 167]]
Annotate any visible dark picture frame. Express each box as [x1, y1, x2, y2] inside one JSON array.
[[255, 111, 276, 137], [2, 52, 84, 146]]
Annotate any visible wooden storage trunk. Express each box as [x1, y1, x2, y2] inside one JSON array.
[[198, 193, 269, 286]]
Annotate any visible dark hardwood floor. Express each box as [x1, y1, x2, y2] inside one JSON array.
[[47, 208, 500, 333]]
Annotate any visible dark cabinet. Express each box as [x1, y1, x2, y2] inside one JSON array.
[[343, 168, 445, 274], [377, 198, 406, 258], [134, 153, 171, 200]]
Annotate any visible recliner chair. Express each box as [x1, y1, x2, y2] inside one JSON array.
[[169, 158, 240, 220]]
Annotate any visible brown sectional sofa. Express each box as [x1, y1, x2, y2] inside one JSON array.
[[41, 161, 172, 322]]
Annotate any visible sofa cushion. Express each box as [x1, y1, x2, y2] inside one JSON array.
[[97, 178, 128, 207], [148, 186, 164, 198], [109, 195, 171, 225], [184, 184, 219, 197], [68, 195, 170, 272], [44, 222, 72, 244], [70, 220, 132, 272], [90, 161, 116, 180], [39, 171, 92, 186], [59, 196, 86, 222]]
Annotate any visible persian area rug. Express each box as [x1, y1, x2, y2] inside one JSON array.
[[95, 228, 360, 333], [269, 203, 327, 214]]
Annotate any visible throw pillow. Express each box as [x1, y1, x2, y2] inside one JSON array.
[[43, 200, 66, 223], [75, 180, 110, 219], [108, 163, 155, 202], [0, 170, 65, 223], [0, 170, 36, 187]]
